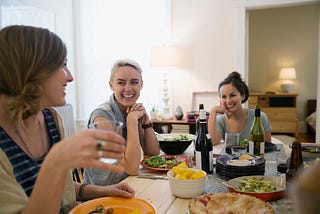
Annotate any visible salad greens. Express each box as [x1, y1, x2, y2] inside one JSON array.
[[144, 155, 182, 168], [163, 134, 191, 141], [238, 177, 277, 193]]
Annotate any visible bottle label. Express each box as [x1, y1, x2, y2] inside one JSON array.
[[260, 142, 265, 157], [206, 133, 211, 140], [209, 150, 213, 171], [248, 141, 264, 157], [248, 141, 254, 155], [195, 151, 202, 169]]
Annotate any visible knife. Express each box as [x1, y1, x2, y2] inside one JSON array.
[[137, 174, 168, 180]]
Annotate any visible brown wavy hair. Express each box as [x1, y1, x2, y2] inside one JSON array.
[[218, 71, 249, 103], [0, 25, 67, 125]]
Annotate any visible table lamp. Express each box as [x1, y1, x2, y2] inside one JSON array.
[[150, 45, 177, 120], [279, 67, 296, 93]]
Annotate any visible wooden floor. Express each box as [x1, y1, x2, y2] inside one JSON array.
[[295, 133, 316, 143]]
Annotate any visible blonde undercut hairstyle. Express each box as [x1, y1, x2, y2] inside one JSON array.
[[0, 25, 67, 125], [109, 59, 143, 83]]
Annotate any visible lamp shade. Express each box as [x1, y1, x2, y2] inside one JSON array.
[[150, 45, 177, 67], [279, 67, 296, 80]]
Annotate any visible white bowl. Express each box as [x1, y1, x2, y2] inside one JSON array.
[[167, 168, 207, 198]]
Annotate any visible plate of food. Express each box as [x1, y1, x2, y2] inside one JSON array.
[[140, 155, 190, 171], [217, 153, 265, 168], [188, 192, 275, 214], [223, 175, 286, 201], [69, 196, 156, 214]]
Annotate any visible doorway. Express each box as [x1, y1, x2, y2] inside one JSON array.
[[233, 0, 320, 143]]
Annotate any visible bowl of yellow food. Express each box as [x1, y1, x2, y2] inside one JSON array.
[[167, 162, 207, 198], [223, 175, 286, 201]]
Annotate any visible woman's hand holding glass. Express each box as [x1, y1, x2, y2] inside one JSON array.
[[89, 120, 124, 164]]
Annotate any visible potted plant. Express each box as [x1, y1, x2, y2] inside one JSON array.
[[150, 105, 158, 120]]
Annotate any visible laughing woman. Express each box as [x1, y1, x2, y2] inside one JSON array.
[[208, 71, 272, 146], [83, 59, 160, 185], [0, 25, 135, 214]]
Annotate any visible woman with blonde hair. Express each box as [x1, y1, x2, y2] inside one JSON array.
[[84, 59, 160, 185]]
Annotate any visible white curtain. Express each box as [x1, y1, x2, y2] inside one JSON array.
[[73, 0, 171, 121]]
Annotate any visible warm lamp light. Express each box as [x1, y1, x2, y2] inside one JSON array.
[[151, 45, 177, 67], [279, 67, 296, 93], [150, 45, 178, 120]]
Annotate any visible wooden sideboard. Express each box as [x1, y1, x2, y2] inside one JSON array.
[[151, 118, 196, 134], [248, 93, 298, 137]]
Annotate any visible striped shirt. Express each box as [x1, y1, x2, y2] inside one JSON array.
[[0, 109, 60, 196]]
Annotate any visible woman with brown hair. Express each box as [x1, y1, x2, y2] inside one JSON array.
[[208, 71, 272, 146], [0, 25, 134, 214]]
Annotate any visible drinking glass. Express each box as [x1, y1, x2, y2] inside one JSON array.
[[225, 132, 240, 154], [277, 156, 289, 174], [89, 120, 123, 164]]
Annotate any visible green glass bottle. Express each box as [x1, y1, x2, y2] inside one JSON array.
[[248, 105, 265, 157]]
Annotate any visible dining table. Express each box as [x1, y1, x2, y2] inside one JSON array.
[[121, 137, 293, 214]]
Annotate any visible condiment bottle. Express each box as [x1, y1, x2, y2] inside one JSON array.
[[286, 141, 303, 181], [248, 105, 265, 157], [195, 108, 213, 174]]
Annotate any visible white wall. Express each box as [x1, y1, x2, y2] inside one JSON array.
[[3, 0, 318, 141], [1, 0, 76, 115], [171, 0, 234, 112]]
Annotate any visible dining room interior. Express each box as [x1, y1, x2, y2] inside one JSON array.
[[1, 0, 319, 144], [1, 0, 320, 213]]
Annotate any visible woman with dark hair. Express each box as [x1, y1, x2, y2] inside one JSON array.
[[208, 71, 272, 146], [0, 25, 134, 214]]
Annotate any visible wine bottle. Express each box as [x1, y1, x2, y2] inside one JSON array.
[[286, 141, 303, 182], [196, 104, 204, 134], [248, 105, 265, 157], [195, 109, 213, 174]]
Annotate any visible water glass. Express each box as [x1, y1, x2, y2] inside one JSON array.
[[225, 132, 240, 154], [89, 120, 123, 164], [277, 156, 289, 174]]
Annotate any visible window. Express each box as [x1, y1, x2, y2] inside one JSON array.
[[74, 0, 171, 120]]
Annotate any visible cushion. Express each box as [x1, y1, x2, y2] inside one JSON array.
[[306, 111, 316, 130]]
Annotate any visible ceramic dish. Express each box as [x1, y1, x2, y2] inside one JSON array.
[[301, 143, 320, 158], [157, 133, 195, 155], [140, 155, 190, 171], [223, 175, 286, 201], [69, 196, 157, 214], [167, 168, 207, 198], [216, 154, 265, 169], [265, 141, 277, 153], [215, 155, 265, 179]]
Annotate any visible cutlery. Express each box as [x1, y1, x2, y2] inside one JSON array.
[[138, 174, 168, 180]]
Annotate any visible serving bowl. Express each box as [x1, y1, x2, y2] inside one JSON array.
[[157, 133, 195, 155], [167, 168, 207, 198], [223, 175, 286, 201]]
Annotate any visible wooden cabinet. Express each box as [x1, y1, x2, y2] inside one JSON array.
[[248, 93, 298, 137], [151, 119, 196, 134]]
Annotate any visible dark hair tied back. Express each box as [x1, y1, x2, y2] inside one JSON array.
[[218, 71, 249, 103]]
